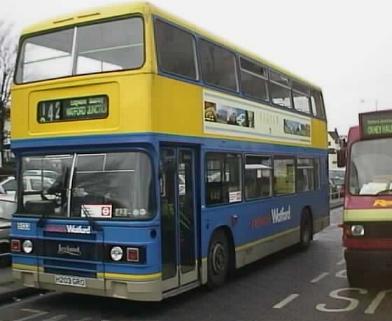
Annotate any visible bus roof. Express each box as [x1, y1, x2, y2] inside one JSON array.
[[21, 1, 321, 90]]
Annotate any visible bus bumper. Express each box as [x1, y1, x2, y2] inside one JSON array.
[[13, 269, 163, 301], [345, 249, 392, 273]]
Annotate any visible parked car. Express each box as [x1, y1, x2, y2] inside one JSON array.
[[0, 216, 11, 265], [0, 174, 55, 263], [24, 169, 58, 180], [0, 175, 55, 195], [329, 169, 345, 198], [330, 169, 345, 188], [0, 183, 15, 265]]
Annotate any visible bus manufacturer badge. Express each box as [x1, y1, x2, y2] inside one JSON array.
[[57, 244, 82, 257]]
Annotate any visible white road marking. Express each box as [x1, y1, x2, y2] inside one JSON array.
[[336, 259, 345, 266], [14, 309, 49, 321], [365, 290, 392, 314], [335, 269, 347, 278], [42, 315, 67, 321], [316, 288, 367, 312], [273, 294, 299, 309], [311, 272, 329, 283]]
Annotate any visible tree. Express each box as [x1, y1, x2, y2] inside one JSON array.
[[0, 22, 17, 168]]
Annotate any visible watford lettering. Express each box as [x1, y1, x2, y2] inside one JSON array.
[[271, 206, 291, 224]]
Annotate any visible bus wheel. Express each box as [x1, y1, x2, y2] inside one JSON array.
[[299, 209, 312, 249], [347, 266, 362, 287], [207, 230, 229, 289]]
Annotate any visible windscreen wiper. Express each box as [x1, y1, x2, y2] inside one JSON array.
[[80, 204, 102, 232]]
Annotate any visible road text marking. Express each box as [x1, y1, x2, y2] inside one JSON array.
[[365, 290, 392, 314], [316, 288, 368, 312]]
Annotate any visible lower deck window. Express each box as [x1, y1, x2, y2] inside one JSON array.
[[296, 158, 315, 192], [206, 153, 242, 205], [244, 155, 272, 200], [273, 158, 295, 195]]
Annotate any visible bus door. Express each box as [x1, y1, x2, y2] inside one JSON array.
[[160, 147, 198, 291]]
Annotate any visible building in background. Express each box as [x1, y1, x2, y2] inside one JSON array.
[[328, 129, 346, 170]]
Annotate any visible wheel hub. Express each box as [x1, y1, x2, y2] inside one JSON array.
[[212, 242, 226, 274]]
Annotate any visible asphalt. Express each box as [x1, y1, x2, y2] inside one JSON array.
[[0, 260, 38, 304]]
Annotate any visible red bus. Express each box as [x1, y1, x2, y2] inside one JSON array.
[[339, 109, 392, 285]]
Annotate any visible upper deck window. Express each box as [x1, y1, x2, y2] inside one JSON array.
[[155, 19, 198, 80], [292, 81, 311, 114], [269, 70, 291, 108], [240, 57, 269, 101], [15, 17, 144, 84], [199, 40, 238, 91], [311, 90, 326, 119]]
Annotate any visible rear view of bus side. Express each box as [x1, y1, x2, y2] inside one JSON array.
[[11, 2, 329, 301]]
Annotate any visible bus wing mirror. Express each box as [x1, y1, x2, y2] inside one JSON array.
[[337, 149, 346, 168]]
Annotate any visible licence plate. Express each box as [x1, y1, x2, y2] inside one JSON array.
[[54, 275, 86, 288]]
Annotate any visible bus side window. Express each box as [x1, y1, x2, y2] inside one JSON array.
[[206, 153, 242, 205], [296, 158, 315, 192], [199, 39, 238, 92], [292, 81, 311, 114], [240, 57, 269, 102], [314, 158, 321, 190], [269, 70, 292, 109], [244, 155, 272, 200], [273, 157, 296, 195], [310, 90, 326, 119], [155, 19, 198, 80]]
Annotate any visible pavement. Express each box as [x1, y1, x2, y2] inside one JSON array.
[[0, 262, 37, 304]]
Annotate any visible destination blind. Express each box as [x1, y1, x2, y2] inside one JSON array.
[[359, 110, 392, 139], [37, 95, 108, 123]]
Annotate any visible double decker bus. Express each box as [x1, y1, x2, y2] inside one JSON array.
[[11, 2, 329, 301], [339, 110, 392, 285]]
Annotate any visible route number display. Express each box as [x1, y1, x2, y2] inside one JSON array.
[[38, 95, 108, 123]]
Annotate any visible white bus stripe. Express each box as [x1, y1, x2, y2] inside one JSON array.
[[273, 294, 300, 309]]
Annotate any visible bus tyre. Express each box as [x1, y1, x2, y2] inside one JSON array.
[[347, 266, 362, 287], [207, 230, 229, 289], [299, 209, 312, 249]]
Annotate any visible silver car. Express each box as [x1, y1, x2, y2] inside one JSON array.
[[0, 178, 17, 262]]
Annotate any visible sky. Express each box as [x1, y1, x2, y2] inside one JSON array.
[[2, 0, 392, 135]]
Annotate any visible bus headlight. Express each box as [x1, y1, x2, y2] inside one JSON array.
[[351, 225, 365, 236], [22, 240, 33, 254], [110, 246, 123, 261]]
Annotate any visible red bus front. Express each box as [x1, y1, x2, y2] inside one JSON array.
[[342, 110, 392, 285]]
